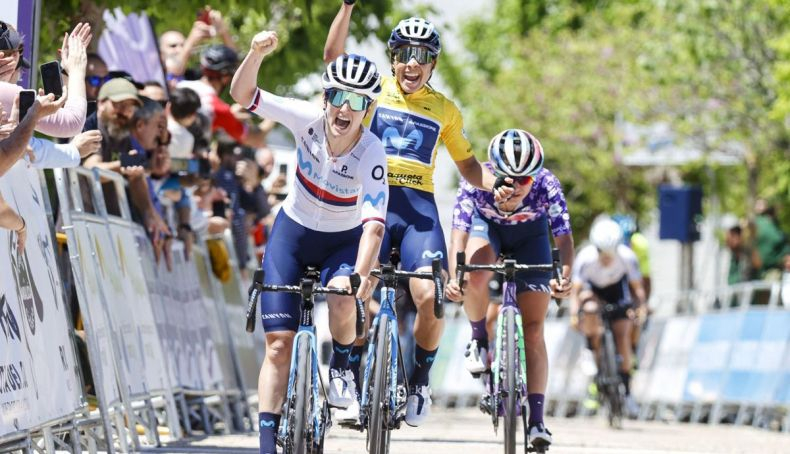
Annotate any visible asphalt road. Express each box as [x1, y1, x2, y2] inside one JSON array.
[[157, 408, 789, 454]]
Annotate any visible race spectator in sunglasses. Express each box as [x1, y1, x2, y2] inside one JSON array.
[[84, 53, 109, 101]]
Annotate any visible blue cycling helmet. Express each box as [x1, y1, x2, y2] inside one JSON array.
[[611, 214, 637, 243], [387, 17, 441, 54]]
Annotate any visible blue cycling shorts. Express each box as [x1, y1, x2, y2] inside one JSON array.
[[381, 186, 448, 271], [469, 212, 552, 294], [260, 210, 360, 332]]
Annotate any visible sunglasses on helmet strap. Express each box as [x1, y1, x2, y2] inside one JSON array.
[[391, 46, 437, 65], [325, 88, 372, 112]]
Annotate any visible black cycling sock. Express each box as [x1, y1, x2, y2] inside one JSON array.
[[349, 344, 364, 396], [258, 412, 280, 454], [619, 371, 631, 396], [586, 337, 595, 351], [329, 339, 354, 370], [410, 345, 438, 387]]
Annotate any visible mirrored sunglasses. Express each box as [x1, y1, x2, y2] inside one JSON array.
[[392, 46, 437, 65], [325, 88, 372, 112]]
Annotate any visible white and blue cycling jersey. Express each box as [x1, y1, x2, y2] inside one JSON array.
[[247, 88, 388, 232]]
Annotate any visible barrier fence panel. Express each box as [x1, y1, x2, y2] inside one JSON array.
[[57, 167, 141, 452], [217, 231, 266, 397], [0, 163, 83, 444]]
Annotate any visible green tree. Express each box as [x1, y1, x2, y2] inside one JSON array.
[[38, 0, 396, 92], [442, 2, 657, 236]]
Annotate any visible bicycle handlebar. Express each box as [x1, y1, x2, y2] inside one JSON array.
[[369, 258, 444, 319], [244, 269, 361, 333], [455, 248, 564, 306]]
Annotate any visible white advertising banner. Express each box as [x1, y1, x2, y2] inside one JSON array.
[[69, 217, 121, 407], [0, 164, 81, 436], [106, 221, 171, 394]]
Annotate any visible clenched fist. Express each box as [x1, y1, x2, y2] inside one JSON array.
[[250, 31, 279, 58]]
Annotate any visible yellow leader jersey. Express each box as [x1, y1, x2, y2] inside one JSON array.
[[364, 76, 474, 193]]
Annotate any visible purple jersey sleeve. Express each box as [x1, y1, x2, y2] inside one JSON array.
[[452, 179, 476, 232], [538, 170, 572, 237]]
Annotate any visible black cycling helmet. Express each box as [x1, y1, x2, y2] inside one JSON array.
[[200, 45, 238, 74]]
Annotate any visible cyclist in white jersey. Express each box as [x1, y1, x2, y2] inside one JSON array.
[[230, 30, 388, 454], [569, 217, 646, 416]]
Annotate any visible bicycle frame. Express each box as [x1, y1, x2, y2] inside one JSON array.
[[360, 283, 400, 424], [280, 324, 323, 443], [492, 274, 528, 420]]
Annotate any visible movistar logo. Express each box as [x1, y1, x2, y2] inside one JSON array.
[[422, 250, 444, 260], [334, 347, 351, 354], [426, 356, 435, 363], [297, 147, 313, 176], [260, 420, 276, 428], [349, 354, 360, 362], [363, 191, 386, 207], [382, 126, 423, 151], [339, 263, 354, 271]]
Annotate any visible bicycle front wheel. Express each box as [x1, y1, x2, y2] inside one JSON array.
[[367, 314, 392, 453], [291, 336, 313, 453], [602, 330, 623, 429], [503, 310, 518, 454]]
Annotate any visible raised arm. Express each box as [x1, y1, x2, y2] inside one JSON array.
[[230, 31, 279, 108], [323, 1, 355, 63]]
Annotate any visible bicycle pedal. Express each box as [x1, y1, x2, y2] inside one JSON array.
[[337, 420, 363, 431]]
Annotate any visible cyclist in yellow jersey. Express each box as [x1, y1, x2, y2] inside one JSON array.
[[325, 0, 511, 427]]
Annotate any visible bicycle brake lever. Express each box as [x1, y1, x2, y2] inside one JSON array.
[[432, 259, 444, 319], [349, 273, 366, 338], [245, 269, 264, 333]]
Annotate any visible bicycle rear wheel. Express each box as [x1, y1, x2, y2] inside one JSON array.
[[602, 330, 623, 429], [291, 336, 313, 453], [503, 310, 518, 454], [367, 314, 392, 453]]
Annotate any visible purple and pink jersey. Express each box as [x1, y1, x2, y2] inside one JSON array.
[[452, 164, 572, 237]]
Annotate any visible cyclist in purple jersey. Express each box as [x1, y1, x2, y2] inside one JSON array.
[[446, 129, 574, 447]]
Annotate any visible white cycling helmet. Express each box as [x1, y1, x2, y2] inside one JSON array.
[[388, 17, 442, 54], [488, 129, 544, 177], [321, 54, 382, 100], [590, 218, 623, 253]]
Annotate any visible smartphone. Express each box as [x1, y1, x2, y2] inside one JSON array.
[[279, 163, 288, 175], [212, 199, 226, 218], [18, 89, 36, 122], [198, 158, 211, 177], [40, 61, 63, 98], [86, 100, 97, 118], [197, 8, 212, 24], [120, 150, 147, 168]]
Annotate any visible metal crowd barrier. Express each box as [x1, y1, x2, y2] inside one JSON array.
[[0, 165, 266, 453], [430, 303, 790, 432]]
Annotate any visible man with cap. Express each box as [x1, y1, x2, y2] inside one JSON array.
[[0, 21, 91, 138], [83, 78, 143, 171], [82, 78, 170, 252], [177, 45, 263, 148]]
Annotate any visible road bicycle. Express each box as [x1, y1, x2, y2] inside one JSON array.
[[358, 249, 443, 454], [595, 302, 627, 429], [245, 267, 365, 453], [455, 249, 561, 454]]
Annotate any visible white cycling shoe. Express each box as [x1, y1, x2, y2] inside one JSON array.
[[528, 422, 553, 448], [327, 368, 357, 409], [464, 339, 489, 375], [334, 398, 360, 425], [405, 385, 432, 427]]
